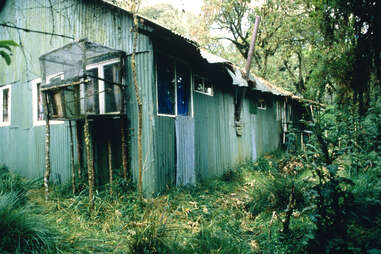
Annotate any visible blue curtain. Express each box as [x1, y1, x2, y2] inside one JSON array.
[[176, 62, 190, 116], [157, 57, 175, 115]]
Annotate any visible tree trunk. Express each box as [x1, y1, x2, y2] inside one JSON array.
[[107, 137, 113, 195], [282, 185, 295, 235], [69, 121, 76, 195], [44, 115, 51, 201], [120, 56, 128, 179], [131, 0, 143, 202], [84, 116, 94, 210], [75, 121, 82, 180]]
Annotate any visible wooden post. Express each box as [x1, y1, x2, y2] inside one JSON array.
[[107, 137, 113, 195], [119, 56, 128, 179], [43, 105, 51, 201], [84, 116, 94, 210], [131, 0, 143, 202], [41, 60, 51, 201], [75, 121, 82, 179], [69, 121, 76, 195]]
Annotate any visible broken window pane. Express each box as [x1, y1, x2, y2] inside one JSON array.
[[194, 75, 213, 96], [194, 75, 204, 92], [37, 83, 45, 121], [204, 79, 213, 95], [104, 62, 121, 113], [157, 56, 175, 115], [84, 68, 100, 114], [2, 88, 9, 122]]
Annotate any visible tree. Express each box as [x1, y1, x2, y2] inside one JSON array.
[[140, 3, 213, 47], [306, 0, 380, 113], [201, 0, 317, 95]]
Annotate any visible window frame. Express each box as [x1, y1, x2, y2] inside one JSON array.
[[0, 85, 11, 126], [193, 74, 213, 96], [85, 58, 121, 115], [257, 98, 267, 110], [155, 55, 194, 118], [32, 76, 65, 126]]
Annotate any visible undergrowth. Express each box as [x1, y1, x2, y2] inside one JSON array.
[[0, 166, 57, 254]]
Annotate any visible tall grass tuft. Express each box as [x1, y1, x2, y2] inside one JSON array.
[[0, 165, 40, 205], [0, 192, 57, 253]]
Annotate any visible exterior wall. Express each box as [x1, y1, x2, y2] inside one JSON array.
[[0, 0, 155, 192], [0, 0, 295, 195], [152, 74, 284, 193]]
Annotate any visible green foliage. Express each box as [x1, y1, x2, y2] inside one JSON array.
[[0, 192, 57, 254], [0, 165, 40, 205], [306, 0, 380, 110], [129, 207, 172, 254], [0, 40, 18, 65], [247, 163, 311, 217], [221, 167, 244, 182], [184, 227, 241, 254]]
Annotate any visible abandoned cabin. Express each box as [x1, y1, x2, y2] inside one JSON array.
[[0, 0, 310, 195]]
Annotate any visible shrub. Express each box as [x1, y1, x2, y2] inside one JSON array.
[[221, 168, 244, 182], [246, 170, 311, 217]]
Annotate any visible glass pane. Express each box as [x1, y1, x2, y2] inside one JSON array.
[[3, 88, 9, 122], [157, 56, 175, 115], [176, 62, 190, 116], [37, 83, 45, 121], [104, 63, 121, 113], [204, 79, 213, 95], [85, 68, 99, 114], [194, 75, 204, 93]]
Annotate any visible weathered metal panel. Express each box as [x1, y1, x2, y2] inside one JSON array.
[[125, 50, 156, 195], [175, 116, 195, 186], [0, 0, 153, 186], [154, 116, 176, 191], [193, 84, 244, 180], [0, 0, 287, 194]]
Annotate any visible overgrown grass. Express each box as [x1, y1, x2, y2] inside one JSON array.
[[2, 149, 380, 253], [0, 168, 57, 254], [24, 156, 316, 253]]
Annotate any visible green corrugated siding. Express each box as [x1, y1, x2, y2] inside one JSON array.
[[125, 51, 156, 195], [0, 0, 154, 185], [154, 116, 176, 192], [0, 0, 289, 194]]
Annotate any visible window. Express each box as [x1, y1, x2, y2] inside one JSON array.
[[194, 75, 213, 96], [82, 58, 121, 115], [0, 85, 11, 126], [258, 99, 266, 110], [156, 55, 192, 116], [32, 77, 64, 126]]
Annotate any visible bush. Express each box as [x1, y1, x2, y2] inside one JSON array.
[[221, 168, 244, 182], [0, 192, 57, 254], [246, 170, 311, 217]]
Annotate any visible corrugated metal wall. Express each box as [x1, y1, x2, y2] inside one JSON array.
[[153, 79, 284, 191], [0, 0, 293, 195], [125, 51, 156, 195], [0, 0, 154, 188]]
